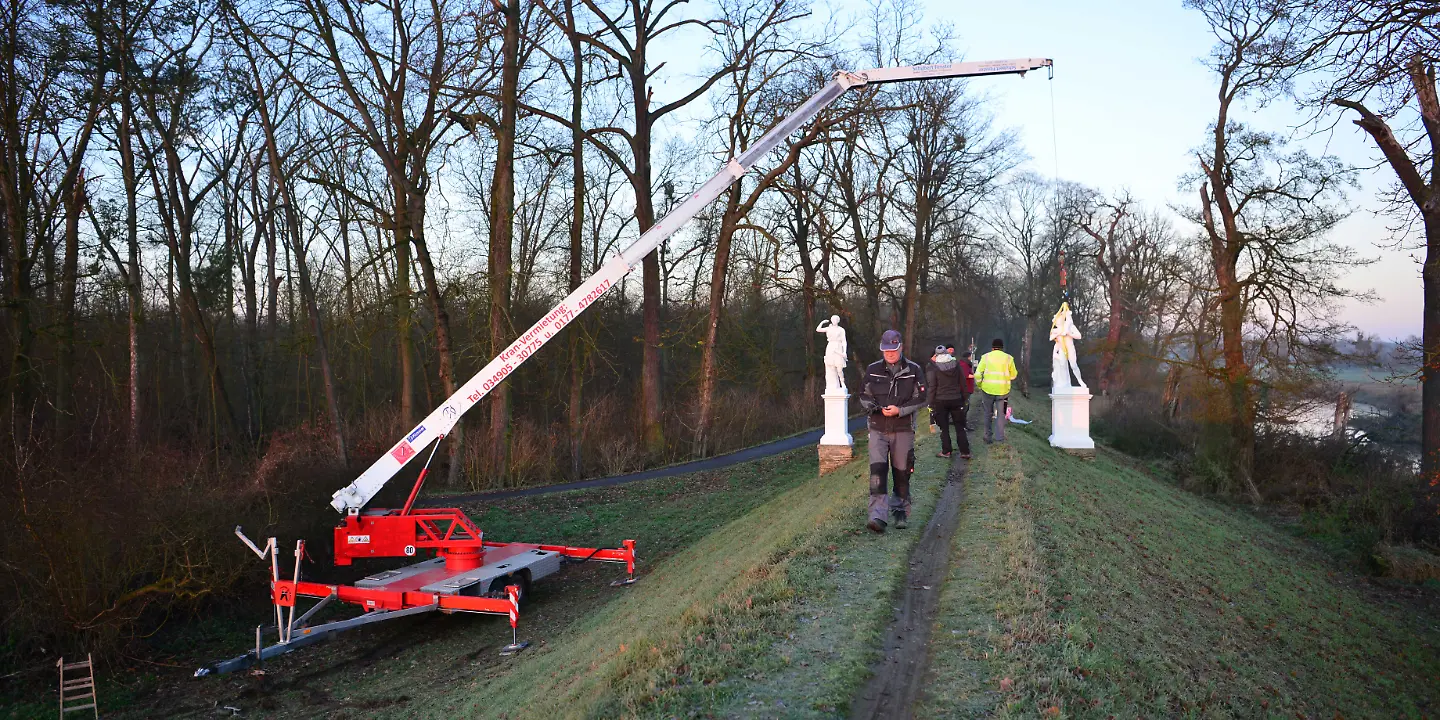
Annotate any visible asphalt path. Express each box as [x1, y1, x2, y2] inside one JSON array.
[[418, 414, 867, 506]]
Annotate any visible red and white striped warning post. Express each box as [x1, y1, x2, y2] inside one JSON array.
[[500, 585, 529, 656], [506, 586, 519, 628]]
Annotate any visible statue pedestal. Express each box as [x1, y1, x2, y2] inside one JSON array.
[[818, 390, 853, 475], [1049, 386, 1095, 458]]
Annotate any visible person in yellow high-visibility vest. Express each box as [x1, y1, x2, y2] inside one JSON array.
[[974, 338, 1018, 444]]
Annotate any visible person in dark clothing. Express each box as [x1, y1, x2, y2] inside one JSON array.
[[949, 344, 977, 432], [857, 329, 926, 533], [926, 345, 973, 459]]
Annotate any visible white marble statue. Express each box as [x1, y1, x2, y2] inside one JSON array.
[[816, 315, 848, 392], [1049, 302, 1087, 389]]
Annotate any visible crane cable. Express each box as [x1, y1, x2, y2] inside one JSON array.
[[1047, 64, 1069, 303], [1048, 63, 1060, 186]]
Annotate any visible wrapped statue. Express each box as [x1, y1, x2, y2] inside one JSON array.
[[816, 315, 848, 392], [1049, 302, 1086, 389]]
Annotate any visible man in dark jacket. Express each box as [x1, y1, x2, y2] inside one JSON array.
[[926, 345, 973, 459], [857, 329, 926, 533]]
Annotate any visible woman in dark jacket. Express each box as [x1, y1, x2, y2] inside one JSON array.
[[926, 345, 973, 459]]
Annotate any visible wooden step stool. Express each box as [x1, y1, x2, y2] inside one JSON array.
[[57, 654, 98, 718]]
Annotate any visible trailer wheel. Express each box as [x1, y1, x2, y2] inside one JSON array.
[[490, 571, 531, 604]]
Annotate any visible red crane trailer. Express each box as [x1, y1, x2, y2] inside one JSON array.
[[195, 56, 1052, 678]]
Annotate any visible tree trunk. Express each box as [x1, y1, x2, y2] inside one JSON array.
[[902, 187, 931, 347], [266, 193, 278, 331], [1198, 69, 1260, 501], [393, 187, 415, 429], [792, 189, 818, 397], [143, 128, 242, 442], [174, 257, 239, 441], [252, 68, 348, 464], [631, 73, 663, 459], [837, 156, 881, 342], [565, 0, 586, 481], [0, 109, 36, 414], [486, 0, 521, 485], [1424, 217, 1440, 500], [119, 89, 143, 449], [1334, 61, 1439, 513], [56, 170, 85, 434], [636, 94, 662, 455], [1100, 271, 1124, 396], [410, 203, 460, 483], [1162, 363, 1181, 419], [55, 41, 107, 431], [339, 200, 355, 318], [293, 237, 347, 463], [695, 182, 742, 457], [1020, 319, 1033, 399]]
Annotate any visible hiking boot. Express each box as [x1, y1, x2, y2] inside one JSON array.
[[936, 451, 951, 458], [893, 511, 908, 529], [866, 517, 887, 534]]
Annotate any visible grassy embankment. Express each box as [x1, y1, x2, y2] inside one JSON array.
[[404, 430, 951, 719], [920, 393, 1440, 718], [42, 428, 945, 719]]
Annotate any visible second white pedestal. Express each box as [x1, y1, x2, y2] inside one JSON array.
[[1049, 387, 1095, 457], [820, 390, 853, 446]]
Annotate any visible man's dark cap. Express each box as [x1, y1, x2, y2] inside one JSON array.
[[880, 330, 902, 351], [992, 338, 1005, 349]]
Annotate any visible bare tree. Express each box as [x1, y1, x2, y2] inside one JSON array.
[[237, 37, 348, 463], [0, 0, 56, 412], [133, 9, 251, 441], [1188, 0, 1364, 500], [235, 0, 493, 480], [893, 83, 1015, 346], [987, 172, 1059, 397], [560, 0, 590, 480], [41, 0, 120, 433], [693, 0, 824, 457], [1311, 0, 1440, 493], [1074, 192, 1138, 396], [821, 115, 893, 342], [535, 0, 789, 457], [485, 0, 523, 482]]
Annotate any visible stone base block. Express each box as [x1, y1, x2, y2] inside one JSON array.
[[818, 444, 853, 475], [1050, 388, 1095, 455]]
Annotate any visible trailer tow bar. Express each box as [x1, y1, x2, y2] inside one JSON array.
[[194, 602, 440, 677]]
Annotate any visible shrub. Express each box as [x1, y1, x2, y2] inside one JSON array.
[[1096, 390, 1439, 566], [1093, 392, 1192, 461], [0, 421, 343, 672]]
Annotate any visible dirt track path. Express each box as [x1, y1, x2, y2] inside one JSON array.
[[849, 454, 968, 720]]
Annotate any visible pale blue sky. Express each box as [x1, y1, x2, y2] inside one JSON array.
[[929, 0, 1421, 339], [644, 0, 1420, 338]]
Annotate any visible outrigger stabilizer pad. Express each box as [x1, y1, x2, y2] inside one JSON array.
[[500, 641, 531, 656], [610, 577, 639, 587]]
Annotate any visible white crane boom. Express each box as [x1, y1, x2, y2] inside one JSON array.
[[330, 57, 1053, 513]]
